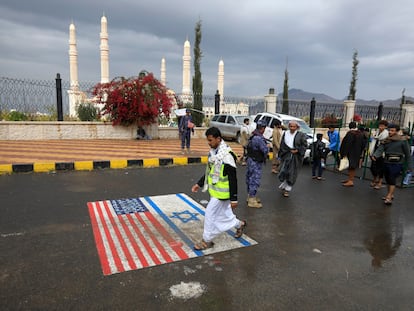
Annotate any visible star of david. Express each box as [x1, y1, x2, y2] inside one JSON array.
[[170, 210, 200, 223]]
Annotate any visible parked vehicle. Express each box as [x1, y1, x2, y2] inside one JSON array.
[[251, 112, 330, 160], [209, 114, 250, 143]]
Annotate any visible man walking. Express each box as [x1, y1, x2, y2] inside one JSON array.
[[246, 120, 269, 208], [179, 108, 194, 154], [278, 120, 308, 197], [369, 120, 389, 189], [271, 119, 283, 174], [372, 124, 413, 205], [191, 127, 247, 250], [340, 121, 366, 187]]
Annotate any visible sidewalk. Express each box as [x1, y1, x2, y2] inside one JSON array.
[[0, 139, 244, 174]]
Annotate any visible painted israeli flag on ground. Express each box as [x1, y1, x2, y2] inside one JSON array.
[[87, 193, 258, 275]]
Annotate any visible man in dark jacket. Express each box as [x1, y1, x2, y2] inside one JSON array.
[[311, 133, 327, 180], [179, 108, 194, 154], [340, 121, 366, 187], [373, 124, 413, 205]]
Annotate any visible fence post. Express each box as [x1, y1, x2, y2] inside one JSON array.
[[310, 97, 316, 128], [215, 90, 220, 114], [56, 73, 63, 121]]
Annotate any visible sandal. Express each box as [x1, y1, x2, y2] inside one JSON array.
[[373, 185, 381, 190], [235, 220, 247, 238], [283, 191, 290, 197], [193, 240, 214, 250], [382, 196, 394, 201], [384, 198, 393, 206]]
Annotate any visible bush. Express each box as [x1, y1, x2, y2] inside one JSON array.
[[92, 73, 173, 126], [5, 110, 28, 121], [321, 114, 340, 128], [77, 103, 98, 121]]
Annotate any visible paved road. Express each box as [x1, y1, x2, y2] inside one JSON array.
[[1, 164, 413, 310]]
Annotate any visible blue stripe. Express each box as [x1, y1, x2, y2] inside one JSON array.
[[176, 193, 205, 215], [144, 196, 203, 256], [176, 193, 251, 246]]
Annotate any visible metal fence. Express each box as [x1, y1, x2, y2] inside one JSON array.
[[274, 98, 401, 125], [276, 99, 344, 119], [0, 76, 402, 124], [0, 76, 95, 116]]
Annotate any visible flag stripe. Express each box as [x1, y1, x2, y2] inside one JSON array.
[[176, 193, 205, 214], [133, 212, 174, 263], [101, 201, 134, 272], [142, 209, 189, 260], [144, 196, 204, 256], [128, 213, 164, 265], [95, 201, 125, 274], [94, 203, 119, 274], [107, 208, 144, 270], [124, 214, 160, 267], [87, 202, 111, 275], [117, 214, 149, 268]]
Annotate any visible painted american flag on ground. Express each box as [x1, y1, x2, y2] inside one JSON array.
[[87, 193, 257, 275]]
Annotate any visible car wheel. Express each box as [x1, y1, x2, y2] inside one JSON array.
[[236, 132, 241, 144]]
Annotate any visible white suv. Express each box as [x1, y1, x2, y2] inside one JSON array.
[[251, 112, 330, 160]]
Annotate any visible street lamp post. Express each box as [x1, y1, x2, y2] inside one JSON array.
[[310, 97, 316, 128]]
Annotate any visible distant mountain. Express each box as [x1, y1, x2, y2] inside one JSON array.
[[282, 88, 412, 107], [281, 88, 341, 104]]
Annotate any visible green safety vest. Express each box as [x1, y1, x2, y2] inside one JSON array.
[[207, 164, 230, 199]]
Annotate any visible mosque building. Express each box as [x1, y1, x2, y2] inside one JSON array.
[[68, 15, 249, 119]]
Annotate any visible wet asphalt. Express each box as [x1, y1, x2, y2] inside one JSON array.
[[1, 163, 413, 310]]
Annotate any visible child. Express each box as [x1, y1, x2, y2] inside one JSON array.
[[191, 127, 247, 250], [311, 133, 327, 180]]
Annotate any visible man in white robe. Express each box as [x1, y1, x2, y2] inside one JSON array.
[[191, 127, 247, 250]]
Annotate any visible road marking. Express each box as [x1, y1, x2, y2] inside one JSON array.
[[87, 193, 258, 275]]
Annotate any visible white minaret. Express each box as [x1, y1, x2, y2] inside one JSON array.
[[100, 14, 109, 83], [68, 22, 82, 117], [160, 58, 166, 86], [217, 59, 224, 100], [68, 22, 79, 90], [182, 39, 191, 95]]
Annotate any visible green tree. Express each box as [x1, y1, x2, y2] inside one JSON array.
[[192, 19, 203, 126], [282, 66, 289, 114], [348, 50, 359, 100]]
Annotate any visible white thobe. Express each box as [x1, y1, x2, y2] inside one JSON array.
[[203, 197, 241, 242]]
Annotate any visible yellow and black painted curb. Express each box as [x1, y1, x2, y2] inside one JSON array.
[[0, 156, 209, 175]]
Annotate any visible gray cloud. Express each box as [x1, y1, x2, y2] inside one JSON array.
[[1, 0, 413, 100]]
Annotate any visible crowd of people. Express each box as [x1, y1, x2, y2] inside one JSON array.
[[190, 120, 413, 250]]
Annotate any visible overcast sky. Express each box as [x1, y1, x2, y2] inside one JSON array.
[[1, 0, 413, 101]]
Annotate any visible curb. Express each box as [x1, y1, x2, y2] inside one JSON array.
[[0, 156, 208, 175]]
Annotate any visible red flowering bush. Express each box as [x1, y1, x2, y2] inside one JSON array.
[[321, 114, 340, 128], [353, 113, 362, 123], [92, 73, 173, 126]]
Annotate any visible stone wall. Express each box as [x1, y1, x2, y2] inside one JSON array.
[[0, 121, 207, 140]]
